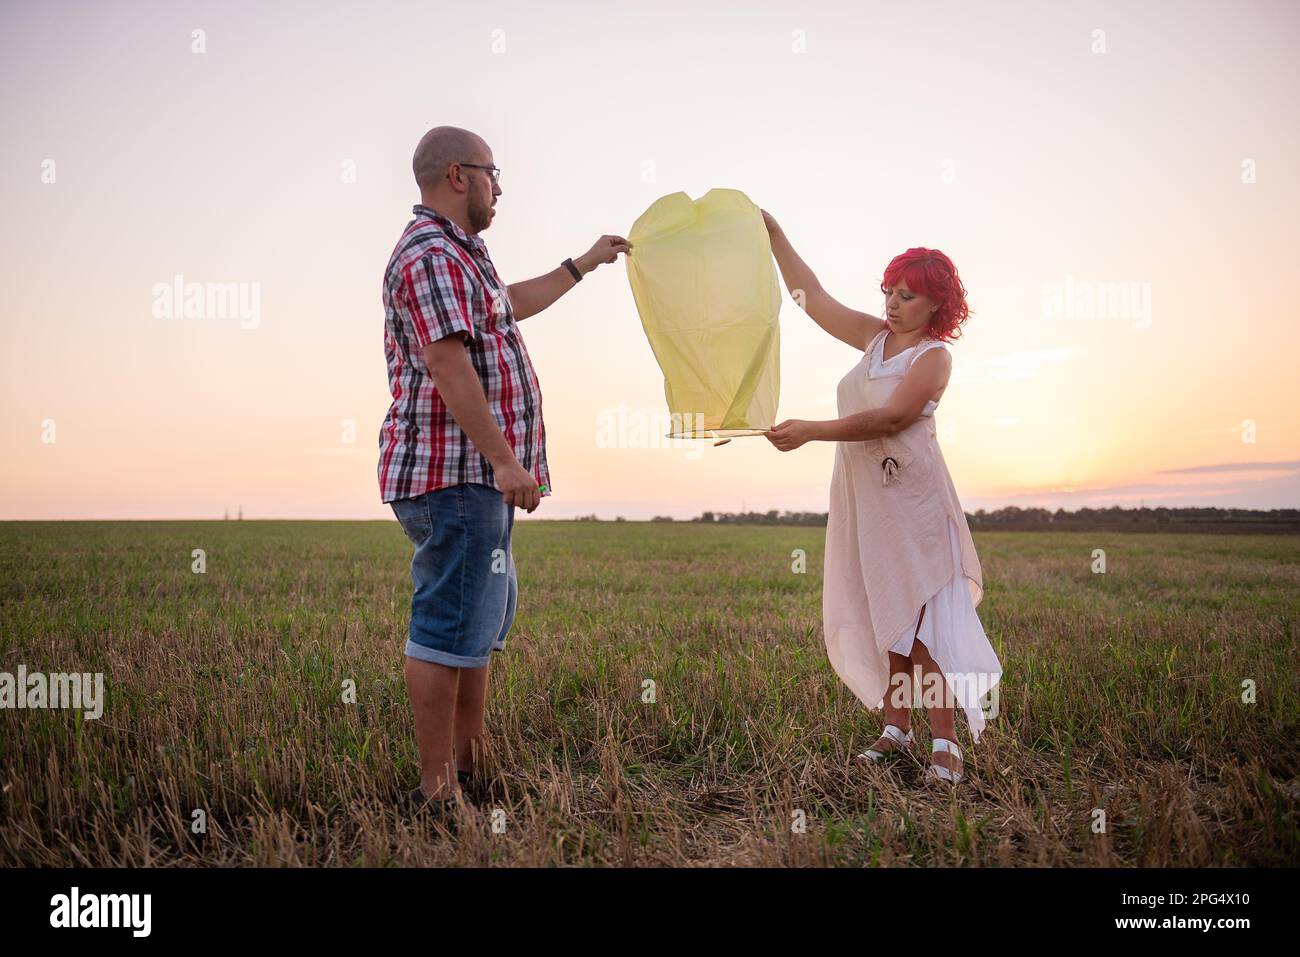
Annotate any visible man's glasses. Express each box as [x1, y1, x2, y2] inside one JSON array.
[[458, 162, 501, 185]]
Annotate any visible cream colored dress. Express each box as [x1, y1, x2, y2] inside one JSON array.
[[823, 328, 1003, 741]]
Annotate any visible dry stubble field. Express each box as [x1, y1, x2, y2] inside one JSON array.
[[1, 520, 1297, 866]]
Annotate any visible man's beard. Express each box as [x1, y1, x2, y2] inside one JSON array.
[[468, 194, 493, 233]]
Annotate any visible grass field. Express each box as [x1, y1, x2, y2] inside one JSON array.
[[1, 520, 1297, 866]]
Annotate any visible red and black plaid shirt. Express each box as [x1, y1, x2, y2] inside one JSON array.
[[378, 205, 551, 504]]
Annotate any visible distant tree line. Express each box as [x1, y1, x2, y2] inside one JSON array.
[[692, 510, 829, 526], [568, 506, 1300, 532], [676, 505, 1300, 533], [963, 505, 1300, 533]]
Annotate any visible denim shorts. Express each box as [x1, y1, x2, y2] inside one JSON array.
[[391, 482, 517, 668]]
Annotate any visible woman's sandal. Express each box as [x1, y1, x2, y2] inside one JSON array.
[[925, 737, 965, 785], [857, 723, 914, 763]]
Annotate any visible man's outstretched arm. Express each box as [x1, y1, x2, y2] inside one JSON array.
[[506, 234, 631, 321]]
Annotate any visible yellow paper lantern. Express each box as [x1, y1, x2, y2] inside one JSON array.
[[626, 188, 781, 439]]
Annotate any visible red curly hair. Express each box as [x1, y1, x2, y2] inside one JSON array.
[[880, 247, 970, 342]]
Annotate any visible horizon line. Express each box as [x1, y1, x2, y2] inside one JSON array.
[[3, 503, 1298, 524]]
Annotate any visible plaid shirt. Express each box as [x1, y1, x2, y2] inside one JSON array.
[[378, 205, 550, 504]]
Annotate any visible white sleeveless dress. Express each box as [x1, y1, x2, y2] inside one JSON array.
[[822, 328, 1003, 742]]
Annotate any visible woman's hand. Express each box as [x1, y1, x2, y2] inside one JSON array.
[[764, 419, 816, 451]]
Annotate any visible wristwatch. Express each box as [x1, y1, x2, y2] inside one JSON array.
[[562, 258, 583, 282]]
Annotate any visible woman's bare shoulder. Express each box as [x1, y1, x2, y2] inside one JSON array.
[[913, 340, 952, 364], [914, 344, 951, 402], [862, 320, 887, 352]]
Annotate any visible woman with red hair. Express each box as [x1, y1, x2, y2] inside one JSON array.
[[760, 211, 1002, 787]]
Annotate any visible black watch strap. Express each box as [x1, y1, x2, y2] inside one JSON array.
[[562, 257, 583, 282]]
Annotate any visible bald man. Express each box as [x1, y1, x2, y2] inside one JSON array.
[[378, 127, 630, 818]]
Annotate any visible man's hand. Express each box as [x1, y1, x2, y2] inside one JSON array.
[[576, 235, 632, 273], [764, 419, 816, 452], [496, 460, 541, 513], [507, 235, 632, 320]]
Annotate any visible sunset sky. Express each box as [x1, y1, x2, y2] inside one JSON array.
[[2, 0, 1297, 520]]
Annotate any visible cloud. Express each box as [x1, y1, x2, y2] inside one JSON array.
[[303, 447, 373, 458], [966, 465, 1300, 511], [1156, 459, 1300, 475], [951, 347, 1078, 384]]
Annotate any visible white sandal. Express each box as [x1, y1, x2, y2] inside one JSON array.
[[858, 724, 913, 763], [925, 737, 965, 785]]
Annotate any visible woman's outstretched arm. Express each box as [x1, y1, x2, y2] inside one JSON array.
[[762, 210, 885, 350], [764, 348, 952, 450]]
